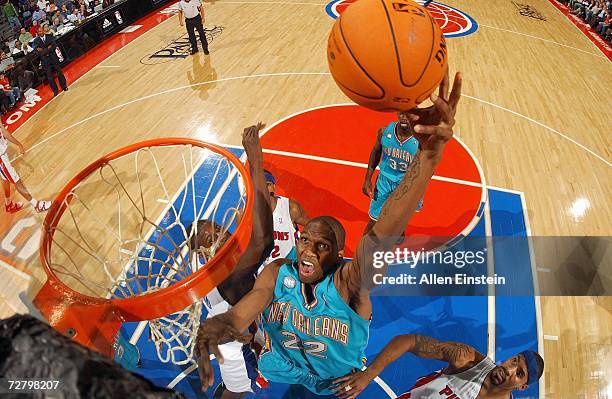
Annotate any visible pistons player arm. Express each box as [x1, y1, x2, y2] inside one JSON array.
[[342, 335, 482, 384], [289, 198, 310, 227], [218, 123, 275, 305], [404, 334, 484, 370], [363, 128, 383, 197]]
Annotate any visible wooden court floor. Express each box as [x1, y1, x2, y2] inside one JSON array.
[[0, 0, 610, 397]]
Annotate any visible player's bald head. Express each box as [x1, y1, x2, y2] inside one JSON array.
[[306, 216, 345, 250]]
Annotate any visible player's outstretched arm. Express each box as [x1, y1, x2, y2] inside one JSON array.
[[196, 260, 284, 389], [354, 73, 462, 290], [362, 128, 383, 197], [289, 198, 310, 227], [218, 123, 275, 304], [332, 333, 481, 399]]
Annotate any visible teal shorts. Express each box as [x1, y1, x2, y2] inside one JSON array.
[[368, 173, 422, 220]]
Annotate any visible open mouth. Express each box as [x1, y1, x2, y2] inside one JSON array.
[[299, 260, 316, 278]]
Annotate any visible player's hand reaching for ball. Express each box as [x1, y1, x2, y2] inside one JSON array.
[[331, 369, 375, 399], [409, 71, 462, 163], [195, 315, 252, 390]]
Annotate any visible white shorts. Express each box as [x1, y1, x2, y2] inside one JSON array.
[[0, 152, 20, 184], [204, 287, 259, 393]]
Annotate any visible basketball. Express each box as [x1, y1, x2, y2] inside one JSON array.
[[327, 0, 448, 111]]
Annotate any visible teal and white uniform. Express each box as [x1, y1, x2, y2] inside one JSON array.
[[258, 262, 370, 395], [369, 122, 421, 220]]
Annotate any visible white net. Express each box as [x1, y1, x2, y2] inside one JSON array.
[[45, 141, 248, 365]]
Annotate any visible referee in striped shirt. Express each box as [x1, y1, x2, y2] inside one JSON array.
[[178, 0, 209, 55]]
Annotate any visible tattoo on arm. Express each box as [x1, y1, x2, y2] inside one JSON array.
[[414, 335, 474, 363], [378, 153, 422, 220]]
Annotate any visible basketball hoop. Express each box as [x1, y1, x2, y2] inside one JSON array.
[[34, 138, 253, 364]]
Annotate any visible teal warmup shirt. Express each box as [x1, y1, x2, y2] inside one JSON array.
[[258, 262, 370, 395], [379, 122, 419, 182]]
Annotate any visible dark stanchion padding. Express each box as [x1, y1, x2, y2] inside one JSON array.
[[0, 314, 185, 398]]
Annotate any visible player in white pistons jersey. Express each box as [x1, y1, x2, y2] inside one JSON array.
[[189, 163, 310, 397], [263, 169, 310, 264], [0, 124, 52, 213], [332, 334, 544, 399], [187, 124, 274, 398]]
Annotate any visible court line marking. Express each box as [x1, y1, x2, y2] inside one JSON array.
[[374, 375, 397, 398], [13, 72, 609, 174], [231, 102, 488, 244], [483, 192, 496, 362], [543, 335, 559, 341], [461, 94, 611, 168], [168, 363, 199, 389], [544, 0, 610, 56], [224, 143, 486, 188], [521, 191, 545, 399], [205, 1, 326, 4], [0, 259, 32, 281], [478, 23, 607, 59], [9, 12, 178, 137], [485, 185, 524, 195]]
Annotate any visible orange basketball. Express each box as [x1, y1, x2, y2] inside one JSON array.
[[327, 0, 448, 112]]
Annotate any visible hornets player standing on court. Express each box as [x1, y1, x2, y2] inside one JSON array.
[[196, 73, 462, 396], [363, 110, 422, 235]]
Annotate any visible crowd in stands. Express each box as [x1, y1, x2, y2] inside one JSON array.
[[2, 0, 117, 34], [561, 0, 612, 41], [0, 0, 117, 114]]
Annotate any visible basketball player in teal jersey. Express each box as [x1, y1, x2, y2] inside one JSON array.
[[362, 69, 458, 236], [332, 334, 543, 399], [196, 72, 463, 396], [362, 112, 422, 238]]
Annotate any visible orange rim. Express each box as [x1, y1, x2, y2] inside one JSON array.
[[38, 138, 254, 321]]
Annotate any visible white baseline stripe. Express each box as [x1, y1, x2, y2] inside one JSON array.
[[479, 23, 607, 59], [262, 147, 484, 188]]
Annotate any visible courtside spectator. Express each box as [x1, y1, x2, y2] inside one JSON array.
[[0, 72, 21, 107], [67, 7, 83, 23], [28, 20, 38, 36], [51, 16, 64, 33], [78, 3, 88, 18], [2, 0, 21, 29], [46, 0, 57, 13], [32, 6, 45, 23], [43, 21, 53, 35], [18, 27, 33, 45], [60, 3, 69, 19], [12, 41, 32, 56], [16, 62, 35, 93]]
